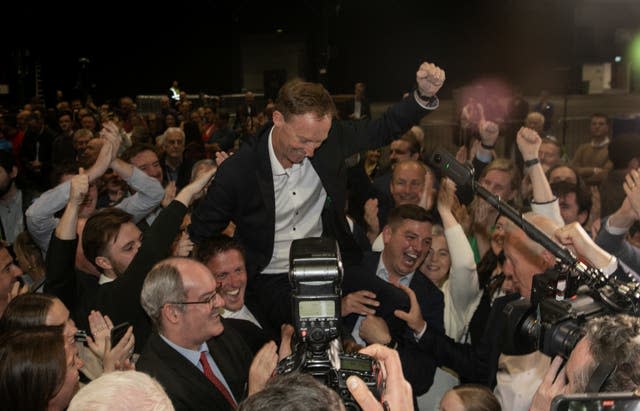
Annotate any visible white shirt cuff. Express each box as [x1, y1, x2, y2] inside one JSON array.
[[605, 218, 630, 236], [413, 322, 427, 341]]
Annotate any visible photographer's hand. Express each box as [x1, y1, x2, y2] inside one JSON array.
[[342, 290, 380, 316], [347, 344, 414, 411], [248, 341, 278, 396], [278, 324, 294, 361], [530, 356, 567, 411], [393, 284, 426, 335]]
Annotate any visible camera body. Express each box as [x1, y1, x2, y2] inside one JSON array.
[[503, 267, 620, 358], [276, 237, 381, 410]]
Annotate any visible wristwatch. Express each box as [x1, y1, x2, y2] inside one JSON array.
[[414, 89, 438, 107]]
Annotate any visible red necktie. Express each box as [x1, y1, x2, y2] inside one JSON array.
[[199, 351, 237, 408]]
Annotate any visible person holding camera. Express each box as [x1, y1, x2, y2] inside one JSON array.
[[530, 313, 640, 411]]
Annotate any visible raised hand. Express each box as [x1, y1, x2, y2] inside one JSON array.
[[416, 62, 445, 97], [437, 178, 457, 214], [172, 231, 194, 257], [418, 169, 436, 211], [69, 168, 89, 207], [516, 127, 542, 161], [554, 222, 613, 270], [623, 168, 640, 218], [86, 310, 114, 360]]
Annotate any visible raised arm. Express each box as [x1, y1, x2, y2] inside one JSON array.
[[517, 127, 564, 226], [437, 179, 481, 316], [26, 137, 113, 252], [44, 169, 89, 313]]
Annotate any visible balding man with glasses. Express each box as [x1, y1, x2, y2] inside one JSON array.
[[137, 257, 282, 411]]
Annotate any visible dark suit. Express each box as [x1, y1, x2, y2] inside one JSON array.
[[137, 328, 253, 411], [343, 252, 445, 395], [417, 293, 520, 388], [222, 303, 279, 355], [189, 95, 432, 275], [188, 95, 433, 329], [95, 201, 187, 352]]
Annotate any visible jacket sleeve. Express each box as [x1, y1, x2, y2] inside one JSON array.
[[116, 168, 164, 223], [44, 234, 78, 313], [25, 181, 70, 253]]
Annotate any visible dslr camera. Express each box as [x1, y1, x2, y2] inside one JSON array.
[[276, 237, 382, 410]]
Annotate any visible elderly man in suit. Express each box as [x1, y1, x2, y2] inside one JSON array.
[[136, 257, 279, 411], [189, 61, 446, 331]]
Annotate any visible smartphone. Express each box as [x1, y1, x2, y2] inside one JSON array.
[[110, 322, 130, 347], [551, 392, 640, 411]]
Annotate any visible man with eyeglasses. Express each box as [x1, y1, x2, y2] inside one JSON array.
[[137, 257, 281, 411]]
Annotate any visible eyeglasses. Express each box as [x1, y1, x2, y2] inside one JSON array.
[[167, 288, 220, 307]]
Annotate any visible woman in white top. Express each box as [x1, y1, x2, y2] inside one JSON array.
[[417, 178, 483, 411]]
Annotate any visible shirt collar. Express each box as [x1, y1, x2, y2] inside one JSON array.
[[159, 334, 209, 368], [375, 255, 414, 286], [591, 136, 610, 148]]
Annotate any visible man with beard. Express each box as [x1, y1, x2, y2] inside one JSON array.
[[0, 150, 38, 244]]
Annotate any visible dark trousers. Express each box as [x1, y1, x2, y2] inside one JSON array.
[[247, 273, 293, 331]]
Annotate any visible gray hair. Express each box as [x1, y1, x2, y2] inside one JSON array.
[[68, 371, 175, 411], [190, 159, 217, 182], [574, 314, 640, 393], [140, 263, 187, 332], [160, 127, 185, 146]]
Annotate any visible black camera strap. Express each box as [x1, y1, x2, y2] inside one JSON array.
[[585, 361, 617, 393]]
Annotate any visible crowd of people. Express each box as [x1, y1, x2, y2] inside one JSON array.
[[0, 58, 639, 411]]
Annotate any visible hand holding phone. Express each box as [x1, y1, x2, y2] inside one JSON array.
[[110, 322, 131, 348]]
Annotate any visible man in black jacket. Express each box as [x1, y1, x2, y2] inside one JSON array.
[[189, 61, 446, 330], [344, 204, 444, 396], [137, 258, 278, 411]]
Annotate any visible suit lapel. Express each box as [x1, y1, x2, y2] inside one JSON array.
[[208, 335, 247, 401], [255, 127, 276, 241], [149, 334, 225, 404]]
